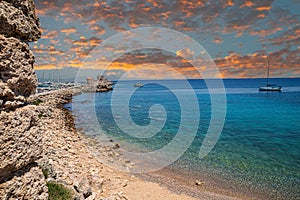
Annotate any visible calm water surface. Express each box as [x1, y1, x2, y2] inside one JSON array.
[[69, 78, 300, 199]]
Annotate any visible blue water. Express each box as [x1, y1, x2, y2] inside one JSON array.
[[69, 78, 300, 199]]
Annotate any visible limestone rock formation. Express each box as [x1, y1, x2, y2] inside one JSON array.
[[0, 163, 48, 200], [0, 105, 42, 176], [0, 0, 47, 199], [0, 0, 41, 41], [0, 35, 37, 110], [0, 0, 41, 111]]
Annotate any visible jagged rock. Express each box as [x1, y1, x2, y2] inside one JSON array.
[[38, 157, 57, 179], [0, 163, 48, 200], [86, 192, 96, 200], [0, 105, 43, 176], [0, 35, 37, 110], [0, 0, 46, 199], [195, 179, 205, 186], [74, 176, 93, 199], [0, 0, 41, 41]]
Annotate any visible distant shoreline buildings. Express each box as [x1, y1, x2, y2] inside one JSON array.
[[36, 75, 114, 93]]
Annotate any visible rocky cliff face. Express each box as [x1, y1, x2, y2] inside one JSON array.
[[0, 0, 48, 199], [0, 0, 40, 110], [0, 106, 43, 176], [0, 0, 41, 41], [0, 35, 37, 110]]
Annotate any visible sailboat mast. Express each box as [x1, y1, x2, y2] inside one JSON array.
[[266, 55, 270, 85]]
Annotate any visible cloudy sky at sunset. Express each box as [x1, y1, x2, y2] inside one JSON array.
[[31, 0, 300, 81]]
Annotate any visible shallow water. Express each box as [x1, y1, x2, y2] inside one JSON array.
[[69, 78, 300, 199]]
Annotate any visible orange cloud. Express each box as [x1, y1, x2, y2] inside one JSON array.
[[60, 27, 77, 35], [90, 25, 106, 35], [42, 30, 59, 39], [178, 0, 204, 9], [69, 62, 84, 68], [257, 13, 266, 18], [214, 37, 223, 44], [34, 64, 57, 70], [73, 39, 89, 47], [240, 1, 255, 8], [214, 49, 300, 78], [36, 9, 46, 16], [256, 6, 272, 11], [147, 0, 163, 8], [227, 0, 234, 7], [176, 48, 195, 58], [249, 27, 282, 37]]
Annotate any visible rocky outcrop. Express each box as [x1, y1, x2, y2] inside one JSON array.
[[0, 0, 41, 41], [0, 0, 41, 111], [0, 105, 42, 176], [0, 163, 48, 200], [27, 89, 132, 199], [0, 0, 46, 199], [96, 75, 113, 92], [0, 35, 37, 110]]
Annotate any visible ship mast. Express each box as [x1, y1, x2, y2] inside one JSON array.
[[266, 55, 270, 86]]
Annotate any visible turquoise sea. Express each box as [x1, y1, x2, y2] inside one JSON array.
[[69, 78, 300, 199]]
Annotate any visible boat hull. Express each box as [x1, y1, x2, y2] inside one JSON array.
[[259, 86, 282, 92], [134, 83, 144, 87]]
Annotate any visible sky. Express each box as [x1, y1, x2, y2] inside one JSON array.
[[31, 0, 300, 81]]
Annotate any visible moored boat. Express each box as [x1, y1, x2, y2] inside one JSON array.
[[259, 84, 282, 92], [134, 83, 144, 87], [259, 56, 282, 92]]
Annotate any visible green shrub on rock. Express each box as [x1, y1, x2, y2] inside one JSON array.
[[47, 182, 72, 200]]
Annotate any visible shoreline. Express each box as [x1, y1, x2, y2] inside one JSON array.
[[29, 89, 198, 199], [35, 88, 258, 200]]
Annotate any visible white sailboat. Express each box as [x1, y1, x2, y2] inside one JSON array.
[[259, 56, 282, 92]]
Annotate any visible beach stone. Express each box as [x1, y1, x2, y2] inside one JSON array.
[[195, 180, 205, 186], [0, 0, 41, 41], [0, 35, 37, 110], [0, 163, 48, 199], [74, 176, 93, 199], [86, 192, 96, 200], [0, 105, 43, 176], [113, 143, 120, 149], [38, 157, 57, 179]]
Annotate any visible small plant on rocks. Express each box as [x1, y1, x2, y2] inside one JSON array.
[[47, 182, 72, 200]]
